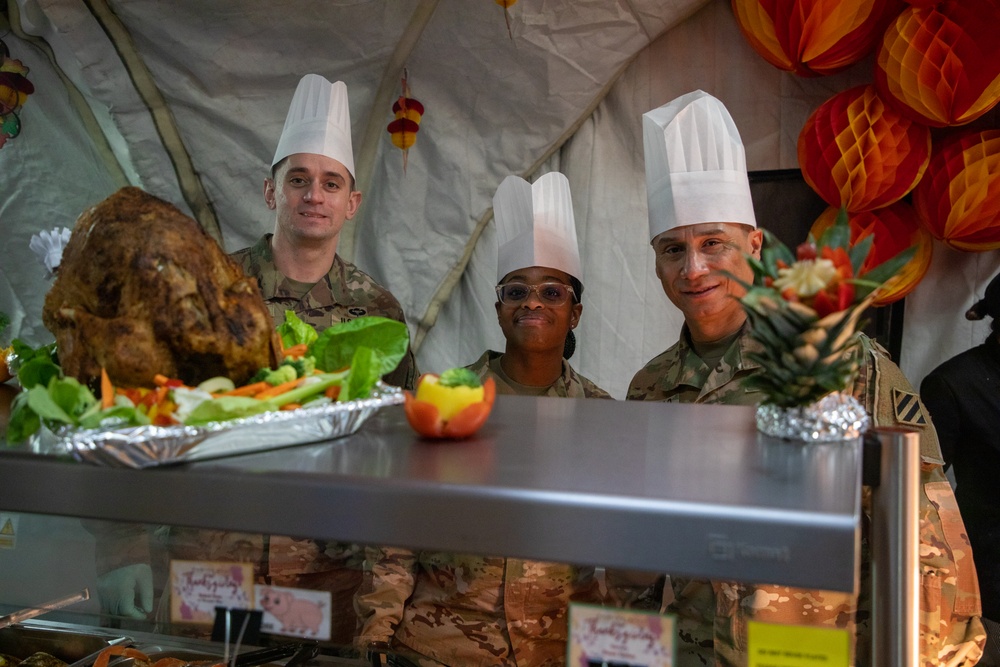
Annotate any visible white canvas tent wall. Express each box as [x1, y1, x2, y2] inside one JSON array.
[[1, 0, 997, 399]]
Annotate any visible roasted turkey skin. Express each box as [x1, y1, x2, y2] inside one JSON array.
[[43, 187, 282, 388]]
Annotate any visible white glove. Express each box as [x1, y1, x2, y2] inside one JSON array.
[[96, 563, 154, 620], [29, 227, 72, 274]]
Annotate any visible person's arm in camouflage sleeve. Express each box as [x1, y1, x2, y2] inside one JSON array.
[[855, 338, 985, 665], [354, 545, 418, 651]]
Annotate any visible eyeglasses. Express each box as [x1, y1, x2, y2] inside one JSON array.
[[495, 282, 575, 305]]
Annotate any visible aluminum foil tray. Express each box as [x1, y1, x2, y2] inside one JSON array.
[[30, 383, 403, 468]]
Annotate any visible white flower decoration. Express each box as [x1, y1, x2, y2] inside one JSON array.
[[772, 258, 838, 298], [29, 227, 73, 274]]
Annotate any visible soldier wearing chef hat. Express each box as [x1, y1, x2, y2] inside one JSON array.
[[462, 171, 612, 396], [232, 73, 417, 390], [356, 172, 609, 667], [138, 75, 418, 647], [626, 91, 985, 665]]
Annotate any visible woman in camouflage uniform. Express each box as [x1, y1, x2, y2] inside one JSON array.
[[355, 173, 611, 666]]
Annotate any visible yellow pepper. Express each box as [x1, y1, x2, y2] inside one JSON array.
[[405, 369, 495, 439]]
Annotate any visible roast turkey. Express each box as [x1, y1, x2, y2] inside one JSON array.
[[43, 187, 281, 388]]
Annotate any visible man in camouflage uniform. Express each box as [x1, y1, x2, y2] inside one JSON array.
[[95, 75, 413, 648], [232, 72, 415, 390], [221, 74, 415, 643], [626, 90, 984, 666], [353, 173, 611, 666], [232, 235, 415, 389]]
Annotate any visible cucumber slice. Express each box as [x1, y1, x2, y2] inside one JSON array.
[[197, 376, 236, 394]]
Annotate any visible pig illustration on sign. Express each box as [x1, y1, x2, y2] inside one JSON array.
[[258, 587, 325, 636]]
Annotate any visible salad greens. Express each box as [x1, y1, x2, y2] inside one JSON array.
[[309, 316, 409, 376], [5, 314, 410, 444]]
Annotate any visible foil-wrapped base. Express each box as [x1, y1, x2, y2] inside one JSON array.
[[755, 391, 870, 442]]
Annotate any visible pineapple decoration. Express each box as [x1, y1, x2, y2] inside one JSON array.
[[0, 38, 35, 149], [735, 211, 914, 438], [386, 69, 423, 173], [495, 0, 517, 40]]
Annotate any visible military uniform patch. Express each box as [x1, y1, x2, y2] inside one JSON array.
[[892, 387, 927, 426]]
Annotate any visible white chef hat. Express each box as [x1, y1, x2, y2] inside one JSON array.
[[642, 90, 756, 240], [271, 74, 355, 179], [494, 172, 583, 285]]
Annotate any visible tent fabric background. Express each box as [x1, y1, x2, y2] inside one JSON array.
[[1, 0, 996, 399]]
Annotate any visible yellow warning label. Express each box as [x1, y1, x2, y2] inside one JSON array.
[[0, 514, 17, 549]]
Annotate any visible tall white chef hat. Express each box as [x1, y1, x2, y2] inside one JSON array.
[[494, 172, 583, 285], [271, 74, 355, 179], [642, 90, 756, 240]]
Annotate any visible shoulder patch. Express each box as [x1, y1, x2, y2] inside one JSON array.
[[892, 387, 927, 426]]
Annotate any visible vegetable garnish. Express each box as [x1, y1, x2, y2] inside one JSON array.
[[404, 370, 495, 439], [5, 313, 412, 444]]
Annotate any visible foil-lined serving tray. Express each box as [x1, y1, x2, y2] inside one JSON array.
[[28, 383, 403, 468]]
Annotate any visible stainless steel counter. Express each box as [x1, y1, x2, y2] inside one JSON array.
[[0, 395, 861, 592]]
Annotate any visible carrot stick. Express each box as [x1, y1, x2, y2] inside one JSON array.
[[254, 378, 303, 400], [283, 343, 308, 358], [279, 403, 302, 411], [100, 368, 114, 409], [219, 381, 271, 397], [153, 374, 172, 387]]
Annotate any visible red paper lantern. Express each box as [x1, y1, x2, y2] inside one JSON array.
[[731, 0, 905, 77], [875, 0, 1000, 127], [810, 203, 933, 305], [798, 85, 931, 212], [912, 130, 1000, 251]]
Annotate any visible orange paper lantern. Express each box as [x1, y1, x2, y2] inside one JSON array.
[[912, 129, 1000, 251], [810, 203, 933, 305], [798, 85, 931, 212], [875, 0, 1000, 127], [731, 0, 905, 77]]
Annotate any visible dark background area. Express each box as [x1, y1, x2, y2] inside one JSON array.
[[749, 169, 905, 361]]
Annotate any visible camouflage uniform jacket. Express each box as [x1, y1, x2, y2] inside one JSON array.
[[466, 350, 614, 399], [232, 234, 417, 390], [627, 323, 985, 667], [355, 361, 611, 666]]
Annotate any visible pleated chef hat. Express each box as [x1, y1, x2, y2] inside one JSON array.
[[272, 74, 355, 178], [642, 90, 756, 240], [494, 172, 582, 285]]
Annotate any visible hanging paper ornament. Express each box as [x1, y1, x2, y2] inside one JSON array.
[[875, 0, 1000, 127], [0, 39, 35, 149], [386, 70, 424, 172], [912, 129, 1000, 251], [798, 85, 931, 212], [809, 202, 933, 305], [731, 0, 905, 77], [495, 0, 517, 40]]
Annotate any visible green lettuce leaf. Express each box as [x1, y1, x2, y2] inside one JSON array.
[[341, 347, 380, 402], [277, 310, 319, 348], [11, 340, 61, 390], [310, 316, 409, 377], [184, 396, 278, 426]]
